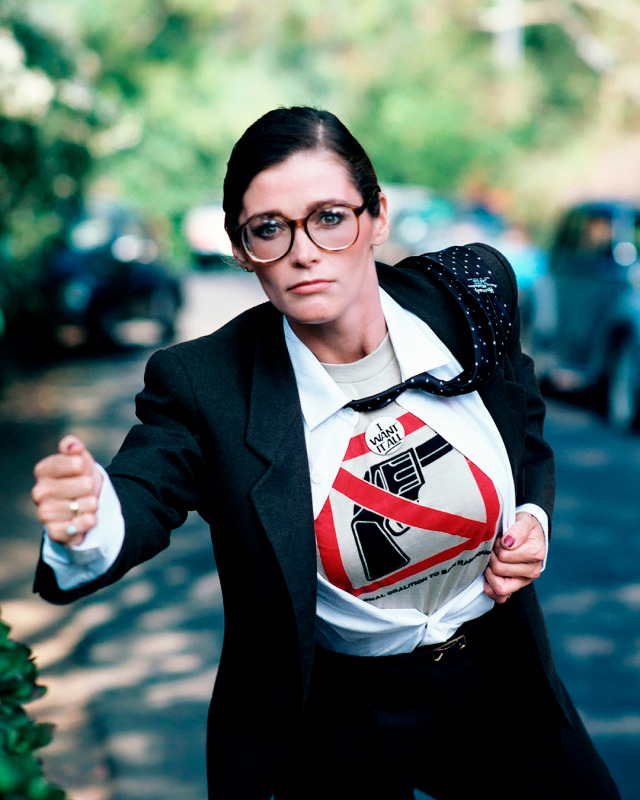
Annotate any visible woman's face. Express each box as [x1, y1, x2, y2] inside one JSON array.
[[233, 149, 389, 337]]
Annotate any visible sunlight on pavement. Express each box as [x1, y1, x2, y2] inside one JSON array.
[[545, 583, 640, 616], [581, 713, 640, 736], [564, 634, 616, 658], [114, 579, 156, 606], [563, 446, 611, 467], [108, 732, 164, 766], [145, 669, 218, 708], [0, 598, 67, 640], [189, 572, 223, 605], [0, 538, 46, 586], [542, 588, 602, 614], [615, 583, 640, 609], [128, 630, 197, 657], [29, 603, 116, 668], [33, 661, 151, 718]]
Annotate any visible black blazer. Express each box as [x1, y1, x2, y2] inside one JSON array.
[[35, 244, 559, 798]]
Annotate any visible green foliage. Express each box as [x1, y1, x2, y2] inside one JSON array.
[[43, 1, 637, 215], [0, 1, 109, 336], [0, 619, 67, 800], [3, 0, 640, 287]]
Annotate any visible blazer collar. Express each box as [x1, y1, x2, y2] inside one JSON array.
[[378, 261, 525, 470], [378, 261, 471, 366]]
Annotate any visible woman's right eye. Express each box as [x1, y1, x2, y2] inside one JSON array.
[[250, 219, 286, 240]]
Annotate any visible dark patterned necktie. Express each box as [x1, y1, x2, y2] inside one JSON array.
[[345, 246, 512, 413]]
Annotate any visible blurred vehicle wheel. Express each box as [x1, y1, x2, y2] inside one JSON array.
[[149, 284, 179, 342], [607, 340, 640, 432], [93, 307, 121, 348]]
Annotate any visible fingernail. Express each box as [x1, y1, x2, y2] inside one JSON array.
[[503, 535, 515, 547]]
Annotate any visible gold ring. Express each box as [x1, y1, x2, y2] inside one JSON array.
[[69, 500, 80, 517]]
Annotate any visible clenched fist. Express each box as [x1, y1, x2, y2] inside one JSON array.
[[483, 511, 546, 604], [32, 435, 103, 546]]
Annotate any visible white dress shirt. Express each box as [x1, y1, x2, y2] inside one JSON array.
[[43, 288, 547, 653], [285, 289, 547, 655]]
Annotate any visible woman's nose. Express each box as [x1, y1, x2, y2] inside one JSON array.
[[289, 223, 320, 265]]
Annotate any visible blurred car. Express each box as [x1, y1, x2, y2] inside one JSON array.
[[531, 199, 640, 430], [40, 198, 182, 349], [378, 187, 546, 346], [492, 224, 549, 348], [182, 202, 233, 269], [375, 184, 459, 264]]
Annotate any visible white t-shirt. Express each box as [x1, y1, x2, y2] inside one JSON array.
[[317, 337, 502, 619]]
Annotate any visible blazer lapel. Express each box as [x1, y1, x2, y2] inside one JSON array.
[[245, 307, 318, 669], [378, 261, 471, 365]]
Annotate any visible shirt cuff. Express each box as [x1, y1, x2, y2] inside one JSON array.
[[41, 464, 125, 590], [515, 502, 549, 571]]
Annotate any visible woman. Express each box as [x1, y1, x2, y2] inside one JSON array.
[[32, 106, 619, 799]]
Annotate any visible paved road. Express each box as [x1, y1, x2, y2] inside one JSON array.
[[540, 400, 640, 799], [1, 269, 638, 799], [536, 396, 640, 800]]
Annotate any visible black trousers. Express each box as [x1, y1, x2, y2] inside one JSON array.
[[275, 606, 620, 800]]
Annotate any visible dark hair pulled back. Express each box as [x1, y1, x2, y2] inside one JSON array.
[[223, 106, 380, 243]]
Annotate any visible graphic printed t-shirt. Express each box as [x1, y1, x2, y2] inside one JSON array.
[[318, 337, 502, 617]]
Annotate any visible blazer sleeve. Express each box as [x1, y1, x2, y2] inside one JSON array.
[[469, 242, 555, 525], [34, 347, 210, 604]]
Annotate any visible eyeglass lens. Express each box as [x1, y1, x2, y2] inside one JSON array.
[[242, 205, 360, 262]]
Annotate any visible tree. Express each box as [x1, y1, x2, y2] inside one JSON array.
[[0, 0, 108, 343], [11, 0, 640, 256]]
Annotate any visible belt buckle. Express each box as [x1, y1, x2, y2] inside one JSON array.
[[432, 633, 466, 662]]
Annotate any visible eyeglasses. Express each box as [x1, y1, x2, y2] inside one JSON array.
[[234, 190, 379, 264]]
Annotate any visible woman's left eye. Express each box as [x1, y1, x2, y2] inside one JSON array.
[[318, 208, 346, 226]]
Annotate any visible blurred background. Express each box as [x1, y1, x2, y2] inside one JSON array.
[[1, 1, 640, 798]]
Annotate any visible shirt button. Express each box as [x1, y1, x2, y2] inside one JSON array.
[[311, 473, 322, 484]]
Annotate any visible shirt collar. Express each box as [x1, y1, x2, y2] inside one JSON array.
[[380, 288, 453, 379], [284, 288, 455, 432], [284, 319, 348, 431]]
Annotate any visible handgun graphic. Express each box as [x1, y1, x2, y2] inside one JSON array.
[[351, 434, 452, 581]]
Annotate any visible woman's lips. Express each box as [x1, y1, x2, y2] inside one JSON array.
[[289, 279, 333, 294]]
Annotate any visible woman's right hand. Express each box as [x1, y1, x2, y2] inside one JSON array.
[[32, 435, 103, 547]]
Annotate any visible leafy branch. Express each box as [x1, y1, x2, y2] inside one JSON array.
[[0, 619, 67, 800]]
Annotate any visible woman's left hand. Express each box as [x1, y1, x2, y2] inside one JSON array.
[[483, 512, 546, 604]]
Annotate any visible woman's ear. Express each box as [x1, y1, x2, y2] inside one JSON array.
[[231, 241, 254, 273], [371, 191, 390, 247]]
